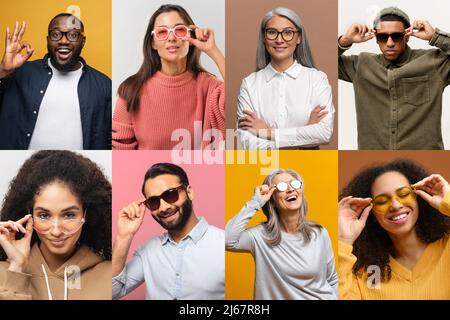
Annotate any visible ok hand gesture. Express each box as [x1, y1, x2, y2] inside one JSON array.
[[1, 21, 34, 77]]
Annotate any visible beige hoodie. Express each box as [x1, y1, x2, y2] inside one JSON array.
[[0, 243, 111, 300]]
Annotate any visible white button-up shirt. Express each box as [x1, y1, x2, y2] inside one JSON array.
[[237, 61, 335, 149], [112, 217, 225, 300]]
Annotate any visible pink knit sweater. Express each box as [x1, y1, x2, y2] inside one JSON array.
[[112, 71, 225, 150]]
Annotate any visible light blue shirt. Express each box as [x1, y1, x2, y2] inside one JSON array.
[[112, 217, 225, 300]]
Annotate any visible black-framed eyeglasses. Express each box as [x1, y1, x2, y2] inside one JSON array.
[[48, 29, 83, 42], [375, 31, 405, 43], [265, 28, 299, 41], [141, 185, 187, 211]]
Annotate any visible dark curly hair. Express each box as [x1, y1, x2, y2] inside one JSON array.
[[0, 150, 111, 261], [340, 159, 450, 281]]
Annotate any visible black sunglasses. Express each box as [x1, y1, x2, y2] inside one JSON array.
[[375, 32, 405, 43], [141, 185, 186, 211]]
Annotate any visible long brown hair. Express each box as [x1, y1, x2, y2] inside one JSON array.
[[118, 4, 207, 112]]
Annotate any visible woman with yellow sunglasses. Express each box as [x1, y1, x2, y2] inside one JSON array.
[[338, 159, 450, 299]]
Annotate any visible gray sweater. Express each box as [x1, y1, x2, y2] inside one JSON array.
[[225, 196, 338, 300]]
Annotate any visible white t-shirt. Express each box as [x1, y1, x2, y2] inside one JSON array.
[[237, 61, 335, 149], [29, 60, 83, 150]]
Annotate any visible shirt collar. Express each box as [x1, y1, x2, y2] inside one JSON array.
[[380, 46, 412, 68], [161, 217, 209, 245], [263, 60, 302, 82]]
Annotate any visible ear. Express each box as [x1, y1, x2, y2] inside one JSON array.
[[297, 33, 301, 45], [186, 185, 194, 201], [81, 36, 86, 48], [151, 38, 156, 50]]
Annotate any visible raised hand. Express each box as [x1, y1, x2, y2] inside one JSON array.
[[307, 105, 328, 125], [254, 184, 276, 205], [338, 196, 372, 245], [185, 25, 225, 80], [339, 23, 375, 47], [116, 199, 147, 238], [238, 110, 272, 140], [413, 174, 450, 211], [0, 214, 33, 272], [406, 20, 435, 41], [1, 21, 34, 77]]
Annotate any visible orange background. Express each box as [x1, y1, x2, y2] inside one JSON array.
[[0, 0, 111, 78], [225, 150, 338, 299]]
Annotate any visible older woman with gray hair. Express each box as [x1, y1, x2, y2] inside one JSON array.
[[237, 7, 335, 150], [225, 168, 337, 300]]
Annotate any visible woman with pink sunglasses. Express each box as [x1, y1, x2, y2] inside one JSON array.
[[113, 4, 225, 150]]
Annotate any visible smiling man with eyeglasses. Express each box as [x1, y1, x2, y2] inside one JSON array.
[[338, 6, 450, 150], [0, 13, 111, 150], [112, 162, 225, 300]]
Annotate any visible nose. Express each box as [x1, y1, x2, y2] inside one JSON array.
[[386, 36, 395, 47], [167, 30, 176, 41], [49, 220, 63, 236], [389, 197, 403, 211], [58, 33, 70, 44], [159, 198, 172, 212]]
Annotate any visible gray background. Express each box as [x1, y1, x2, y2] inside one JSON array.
[[338, 0, 450, 149]]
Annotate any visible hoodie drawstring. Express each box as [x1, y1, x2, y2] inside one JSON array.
[[41, 264, 68, 300]]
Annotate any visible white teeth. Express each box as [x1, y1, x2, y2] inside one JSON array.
[[391, 213, 407, 221], [286, 195, 297, 201]]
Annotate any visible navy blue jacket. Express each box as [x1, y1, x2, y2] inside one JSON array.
[[0, 55, 111, 149]]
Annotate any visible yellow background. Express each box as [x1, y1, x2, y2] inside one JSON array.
[[0, 0, 111, 78], [225, 150, 338, 299]]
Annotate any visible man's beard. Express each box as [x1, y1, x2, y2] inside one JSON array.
[[47, 44, 82, 72], [152, 198, 193, 231]]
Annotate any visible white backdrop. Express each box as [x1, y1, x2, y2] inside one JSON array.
[[0, 151, 112, 202], [338, 0, 450, 149], [112, 0, 225, 112]]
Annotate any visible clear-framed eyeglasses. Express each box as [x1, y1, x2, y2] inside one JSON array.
[[32, 211, 86, 235]]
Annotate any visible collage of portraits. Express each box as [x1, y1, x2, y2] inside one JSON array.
[[1, 0, 450, 305]]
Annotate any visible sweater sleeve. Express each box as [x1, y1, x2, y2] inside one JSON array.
[[225, 195, 266, 253], [439, 191, 450, 216], [112, 96, 138, 150], [203, 80, 225, 148], [322, 229, 338, 299], [338, 241, 363, 300], [0, 263, 32, 300]]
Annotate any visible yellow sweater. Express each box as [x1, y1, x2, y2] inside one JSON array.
[[338, 192, 450, 300]]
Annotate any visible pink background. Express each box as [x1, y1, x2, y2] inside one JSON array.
[[112, 150, 225, 300]]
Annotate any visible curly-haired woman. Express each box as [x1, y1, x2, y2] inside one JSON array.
[[338, 159, 450, 299], [0, 150, 111, 300], [226, 168, 337, 300]]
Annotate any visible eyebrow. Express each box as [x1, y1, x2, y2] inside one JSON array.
[[34, 205, 81, 212], [155, 23, 187, 28]]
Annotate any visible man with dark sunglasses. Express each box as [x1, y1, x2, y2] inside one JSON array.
[[112, 163, 225, 300], [0, 13, 111, 149], [338, 6, 450, 150]]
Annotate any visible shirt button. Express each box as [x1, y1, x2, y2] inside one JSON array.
[[48, 72, 52, 75], [33, 110, 37, 114], [40, 90, 44, 94], [26, 133, 31, 137], [176, 273, 180, 277]]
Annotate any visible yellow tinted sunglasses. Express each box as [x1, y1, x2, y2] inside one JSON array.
[[371, 185, 416, 215]]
